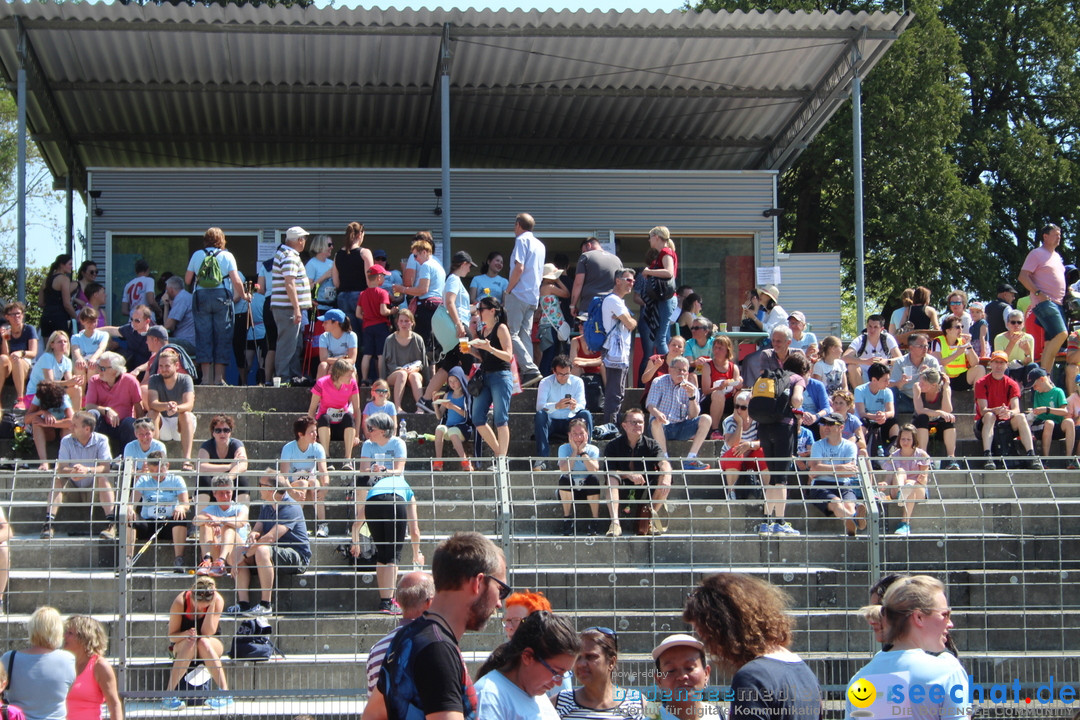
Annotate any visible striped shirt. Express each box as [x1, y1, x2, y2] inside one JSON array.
[[366, 623, 407, 693], [554, 688, 645, 720], [271, 244, 312, 310], [721, 412, 759, 452]]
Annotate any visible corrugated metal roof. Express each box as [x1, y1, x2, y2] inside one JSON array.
[[0, 1, 909, 190]]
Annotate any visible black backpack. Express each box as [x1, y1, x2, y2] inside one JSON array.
[[747, 369, 793, 424], [229, 617, 282, 661]]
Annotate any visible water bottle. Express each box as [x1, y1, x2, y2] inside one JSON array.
[[399, 419, 407, 437]]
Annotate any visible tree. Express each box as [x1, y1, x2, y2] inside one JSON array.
[[693, 0, 990, 314], [940, 0, 1080, 289]]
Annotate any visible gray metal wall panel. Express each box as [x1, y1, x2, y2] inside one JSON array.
[[777, 252, 842, 338], [88, 166, 779, 284]]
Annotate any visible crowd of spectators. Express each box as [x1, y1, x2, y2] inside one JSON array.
[[5, 218, 1080, 588]]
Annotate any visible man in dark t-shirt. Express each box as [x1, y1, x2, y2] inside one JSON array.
[[363, 532, 508, 720], [103, 304, 153, 370], [602, 407, 672, 537], [228, 475, 311, 617]]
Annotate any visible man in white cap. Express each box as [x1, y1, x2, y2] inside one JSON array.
[[271, 226, 312, 383]]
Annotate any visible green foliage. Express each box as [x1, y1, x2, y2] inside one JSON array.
[[0, 263, 46, 327], [941, 0, 1080, 288], [693, 0, 1080, 313]]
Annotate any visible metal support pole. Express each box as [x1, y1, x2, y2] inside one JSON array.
[[16, 21, 27, 303], [65, 174, 74, 257], [439, 23, 452, 268], [852, 41, 866, 332]]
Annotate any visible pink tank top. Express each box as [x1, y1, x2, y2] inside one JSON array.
[[66, 655, 105, 720]]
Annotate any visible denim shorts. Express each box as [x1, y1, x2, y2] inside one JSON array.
[[1033, 299, 1067, 338], [471, 369, 513, 428]]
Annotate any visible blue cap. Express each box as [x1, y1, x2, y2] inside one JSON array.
[[318, 308, 346, 324]]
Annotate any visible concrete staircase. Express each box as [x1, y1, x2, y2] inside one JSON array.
[[0, 382, 1077, 718]]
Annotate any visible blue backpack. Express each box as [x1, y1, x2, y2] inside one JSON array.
[[583, 293, 613, 353]]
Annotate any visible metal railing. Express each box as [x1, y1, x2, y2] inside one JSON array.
[[0, 452, 1077, 711]]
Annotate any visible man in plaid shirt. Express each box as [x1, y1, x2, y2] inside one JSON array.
[[645, 355, 712, 471]]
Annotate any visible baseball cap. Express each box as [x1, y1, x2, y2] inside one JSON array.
[[318, 309, 346, 324], [373, 249, 389, 260], [651, 633, 704, 662], [453, 251, 478, 268], [146, 325, 169, 341], [997, 283, 1018, 295], [989, 351, 1009, 363], [819, 412, 845, 426], [1026, 367, 1048, 388], [367, 264, 389, 276], [285, 226, 309, 242], [787, 311, 806, 324]]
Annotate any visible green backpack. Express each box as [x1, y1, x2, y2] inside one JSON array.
[[196, 248, 225, 289]]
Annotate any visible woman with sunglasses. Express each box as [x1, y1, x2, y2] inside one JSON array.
[[0, 302, 39, 406], [163, 577, 232, 711], [683, 573, 821, 720], [475, 611, 581, 720], [555, 626, 644, 720], [353, 411, 420, 613], [195, 414, 250, 510], [469, 297, 515, 458], [931, 316, 985, 392], [941, 290, 972, 335], [71, 262, 102, 320], [993, 309, 1038, 383], [846, 575, 967, 719]]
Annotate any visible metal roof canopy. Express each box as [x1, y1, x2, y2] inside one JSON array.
[[0, 1, 910, 194]]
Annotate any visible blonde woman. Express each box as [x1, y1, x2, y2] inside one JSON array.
[[63, 616, 123, 720], [1, 606, 76, 720]]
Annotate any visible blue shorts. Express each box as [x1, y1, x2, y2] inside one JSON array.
[[361, 323, 391, 356], [662, 417, 702, 441], [1033, 299, 1067, 338], [810, 479, 862, 516]]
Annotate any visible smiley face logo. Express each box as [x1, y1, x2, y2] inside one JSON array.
[[848, 678, 877, 708]]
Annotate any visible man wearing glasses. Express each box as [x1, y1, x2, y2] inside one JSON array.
[[602, 407, 672, 537], [364, 532, 508, 720], [102, 304, 154, 372], [227, 475, 311, 617], [533, 355, 591, 472], [644, 356, 712, 472], [889, 333, 941, 414]]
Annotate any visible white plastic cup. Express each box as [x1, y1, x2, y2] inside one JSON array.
[[272, 376, 282, 387]]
